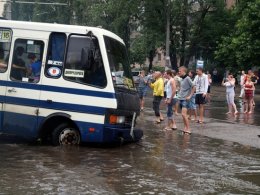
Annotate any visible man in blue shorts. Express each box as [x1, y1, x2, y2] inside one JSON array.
[[178, 66, 196, 134]]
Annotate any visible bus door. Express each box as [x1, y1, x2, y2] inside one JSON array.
[[3, 38, 45, 138], [0, 28, 12, 131]]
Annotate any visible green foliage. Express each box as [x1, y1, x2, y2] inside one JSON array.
[[3, 0, 259, 71], [129, 35, 147, 64], [86, 0, 141, 50], [215, 0, 260, 70]]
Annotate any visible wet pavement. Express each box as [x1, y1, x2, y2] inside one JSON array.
[[0, 86, 260, 194]]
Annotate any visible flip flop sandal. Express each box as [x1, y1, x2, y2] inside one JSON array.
[[172, 127, 177, 130], [183, 131, 191, 135], [154, 120, 161, 124]]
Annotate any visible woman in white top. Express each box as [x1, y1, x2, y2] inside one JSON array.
[[164, 70, 177, 130], [222, 73, 238, 115]]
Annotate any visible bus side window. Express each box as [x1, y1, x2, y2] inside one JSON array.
[[64, 34, 107, 88], [0, 29, 12, 73], [10, 39, 44, 83], [45, 32, 66, 78]]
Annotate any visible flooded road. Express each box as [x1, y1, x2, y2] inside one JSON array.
[[0, 86, 260, 194], [205, 86, 260, 126]]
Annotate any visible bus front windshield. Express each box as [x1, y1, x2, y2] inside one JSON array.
[[104, 36, 134, 89]]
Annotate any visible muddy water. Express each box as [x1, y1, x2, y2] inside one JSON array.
[[1, 86, 260, 194], [205, 86, 260, 126], [1, 119, 260, 194]]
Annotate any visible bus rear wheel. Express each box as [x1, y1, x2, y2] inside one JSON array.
[[52, 123, 80, 146]]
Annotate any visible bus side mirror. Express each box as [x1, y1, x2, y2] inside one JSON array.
[[81, 47, 94, 70]]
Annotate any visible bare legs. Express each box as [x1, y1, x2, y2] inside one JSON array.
[[174, 103, 179, 115], [181, 108, 190, 133], [226, 92, 238, 114], [198, 105, 204, 122], [140, 98, 144, 111], [244, 97, 253, 114], [188, 109, 197, 121]]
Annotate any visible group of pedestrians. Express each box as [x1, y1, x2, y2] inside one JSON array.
[[136, 67, 259, 135], [222, 70, 258, 115], [137, 66, 211, 134]]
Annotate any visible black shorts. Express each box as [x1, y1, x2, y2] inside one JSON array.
[[195, 94, 206, 105], [207, 86, 211, 93]]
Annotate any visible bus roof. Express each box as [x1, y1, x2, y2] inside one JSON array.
[[0, 19, 125, 44]]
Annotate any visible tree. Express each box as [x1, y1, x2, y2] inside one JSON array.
[[169, 0, 230, 68], [85, 0, 141, 51], [215, 0, 260, 71]]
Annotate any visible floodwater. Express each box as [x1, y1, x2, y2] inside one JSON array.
[[0, 86, 260, 194], [205, 86, 260, 126]]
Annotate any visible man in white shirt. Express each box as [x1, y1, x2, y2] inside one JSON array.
[[193, 67, 209, 123], [239, 70, 245, 98]]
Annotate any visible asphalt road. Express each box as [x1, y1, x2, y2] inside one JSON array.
[[142, 85, 260, 149]]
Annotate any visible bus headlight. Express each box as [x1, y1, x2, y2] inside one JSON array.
[[109, 115, 126, 124]]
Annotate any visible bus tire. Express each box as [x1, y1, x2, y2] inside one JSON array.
[[52, 123, 80, 146]]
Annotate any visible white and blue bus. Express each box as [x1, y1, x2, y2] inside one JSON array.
[[0, 20, 143, 145]]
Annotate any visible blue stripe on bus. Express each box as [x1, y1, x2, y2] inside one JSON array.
[[1, 111, 105, 142], [0, 80, 115, 99], [0, 95, 107, 115]]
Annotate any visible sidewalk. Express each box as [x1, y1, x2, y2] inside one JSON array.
[[183, 117, 260, 149], [143, 85, 260, 149]]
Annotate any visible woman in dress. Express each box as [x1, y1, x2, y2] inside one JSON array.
[[222, 73, 239, 115], [243, 76, 255, 114]]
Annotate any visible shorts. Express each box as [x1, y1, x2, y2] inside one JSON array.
[[207, 86, 211, 93], [195, 94, 207, 105], [179, 100, 190, 109], [189, 94, 197, 110], [138, 87, 147, 99], [166, 98, 177, 119]]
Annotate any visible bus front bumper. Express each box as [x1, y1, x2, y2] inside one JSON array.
[[103, 127, 143, 143]]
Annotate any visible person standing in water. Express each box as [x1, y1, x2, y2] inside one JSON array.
[[222, 73, 239, 115], [150, 71, 164, 124], [164, 70, 177, 130]]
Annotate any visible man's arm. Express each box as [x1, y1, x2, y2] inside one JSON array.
[[171, 79, 176, 99], [203, 75, 209, 96], [186, 78, 196, 100]]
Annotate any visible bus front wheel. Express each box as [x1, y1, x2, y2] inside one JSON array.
[[52, 123, 80, 146]]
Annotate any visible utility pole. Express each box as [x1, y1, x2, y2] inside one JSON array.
[[165, 0, 171, 70]]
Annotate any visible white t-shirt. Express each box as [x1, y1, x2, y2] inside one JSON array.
[[194, 73, 209, 94]]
